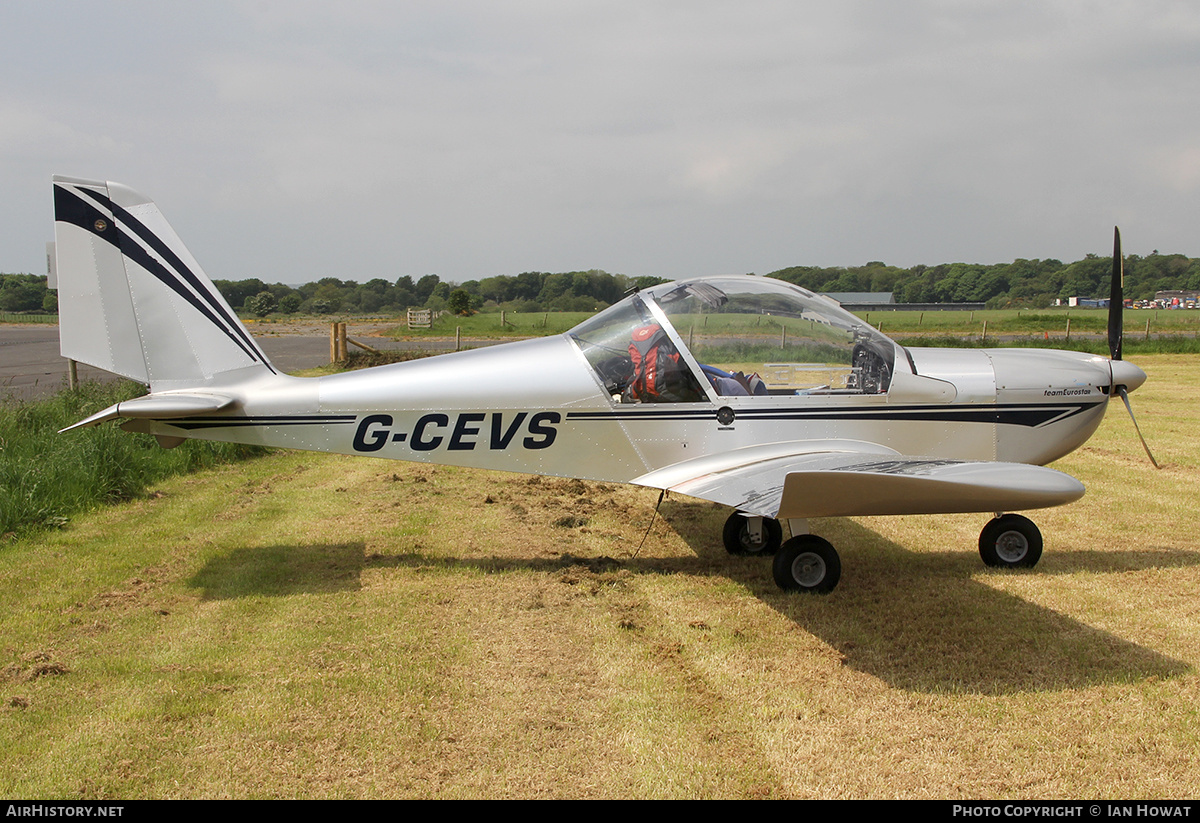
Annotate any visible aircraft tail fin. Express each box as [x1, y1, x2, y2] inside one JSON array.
[[52, 176, 277, 391]]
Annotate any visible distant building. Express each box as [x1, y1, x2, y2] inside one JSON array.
[[1153, 290, 1200, 308]]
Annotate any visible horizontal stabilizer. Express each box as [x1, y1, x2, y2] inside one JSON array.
[[60, 393, 236, 433]]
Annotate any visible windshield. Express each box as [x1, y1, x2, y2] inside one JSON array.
[[569, 275, 898, 402]]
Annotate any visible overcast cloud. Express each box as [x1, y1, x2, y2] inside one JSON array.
[[3, 1, 1199, 284]]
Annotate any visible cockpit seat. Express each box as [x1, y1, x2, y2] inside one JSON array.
[[700, 365, 768, 397]]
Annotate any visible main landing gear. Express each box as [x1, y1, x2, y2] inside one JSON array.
[[722, 512, 783, 556], [978, 513, 1043, 568], [724, 510, 1045, 593], [773, 534, 841, 593]]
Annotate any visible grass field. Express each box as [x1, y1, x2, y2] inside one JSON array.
[[1, 356, 1198, 798], [376, 310, 595, 339], [13, 305, 1200, 345], [862, 306, 1200, 335], [379, 306, 1200, 357], [364, 306, 1200, 341], [0, 313, 57, 324], [0, 381, 264, 540]]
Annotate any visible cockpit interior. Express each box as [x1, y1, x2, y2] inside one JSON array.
[[568, 276, 898, 403]]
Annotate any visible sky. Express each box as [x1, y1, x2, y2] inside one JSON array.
[[3, 1, 1199, 285]]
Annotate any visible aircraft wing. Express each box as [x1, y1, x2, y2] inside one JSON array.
[[631, 441, 1085, 519]]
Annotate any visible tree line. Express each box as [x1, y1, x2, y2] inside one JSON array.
[[770, 252, 1200, 308], [209, 269, 668, 317], [4, 250, 1198, 317]]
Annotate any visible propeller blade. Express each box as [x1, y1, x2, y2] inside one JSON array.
[[1106, 230, 1155, 468], [1108, 226, 1124, 361], [1118, 386, 1160, 469]]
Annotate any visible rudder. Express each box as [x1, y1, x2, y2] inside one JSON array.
[[52, 176, 276, 390]]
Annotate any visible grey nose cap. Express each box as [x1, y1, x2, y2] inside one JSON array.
[[1110, 359, 1147, 393]]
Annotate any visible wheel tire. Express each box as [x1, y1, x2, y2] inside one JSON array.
[[722, 513, 783, 556], [772, 535, 841, 593], [979, 514, 1043, 568]]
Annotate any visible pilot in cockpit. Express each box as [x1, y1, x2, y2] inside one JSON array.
[[624, 323, 703, 402]]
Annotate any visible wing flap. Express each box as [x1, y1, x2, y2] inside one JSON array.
[[632, 440, 898, 517]]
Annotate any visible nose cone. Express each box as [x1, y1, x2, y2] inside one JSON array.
[[1110, 359, 1147, 393]]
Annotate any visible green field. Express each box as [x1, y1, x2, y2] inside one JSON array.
[[370, 306, 1200, 356], [376, 310, 595, 339], [0, 312, 57, 324], [861, 306, 1200, 338], [0, 382, 265, 540], [12, 305, 1200, 343], [1, 356, 1198, 798]]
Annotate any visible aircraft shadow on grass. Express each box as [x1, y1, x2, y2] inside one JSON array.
[[658, 501, 1194, 695], [187, 542, 367, 600], [184, 497, 1193, 696]]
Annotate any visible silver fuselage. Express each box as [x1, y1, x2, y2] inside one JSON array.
[[133, 335, 1124, 487]]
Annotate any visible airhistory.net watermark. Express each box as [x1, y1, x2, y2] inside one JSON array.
[[5, 807, 123, 818]]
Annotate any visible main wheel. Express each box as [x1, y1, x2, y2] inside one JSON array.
[[723, 513, 783, 556], [772, 535, 841, 593], [979, 514, 1043, 568]]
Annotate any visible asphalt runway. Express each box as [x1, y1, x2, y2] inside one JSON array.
[[0, 325, 489, 402]]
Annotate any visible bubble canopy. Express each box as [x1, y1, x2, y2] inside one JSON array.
[[567, 275, 900, 403]]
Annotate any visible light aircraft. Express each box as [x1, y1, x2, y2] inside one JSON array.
[[51, 175, 1154, 593]]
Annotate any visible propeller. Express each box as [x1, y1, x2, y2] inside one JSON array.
[[1108, 227, 1123, 361], [1107, 227, 1160, 469]]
